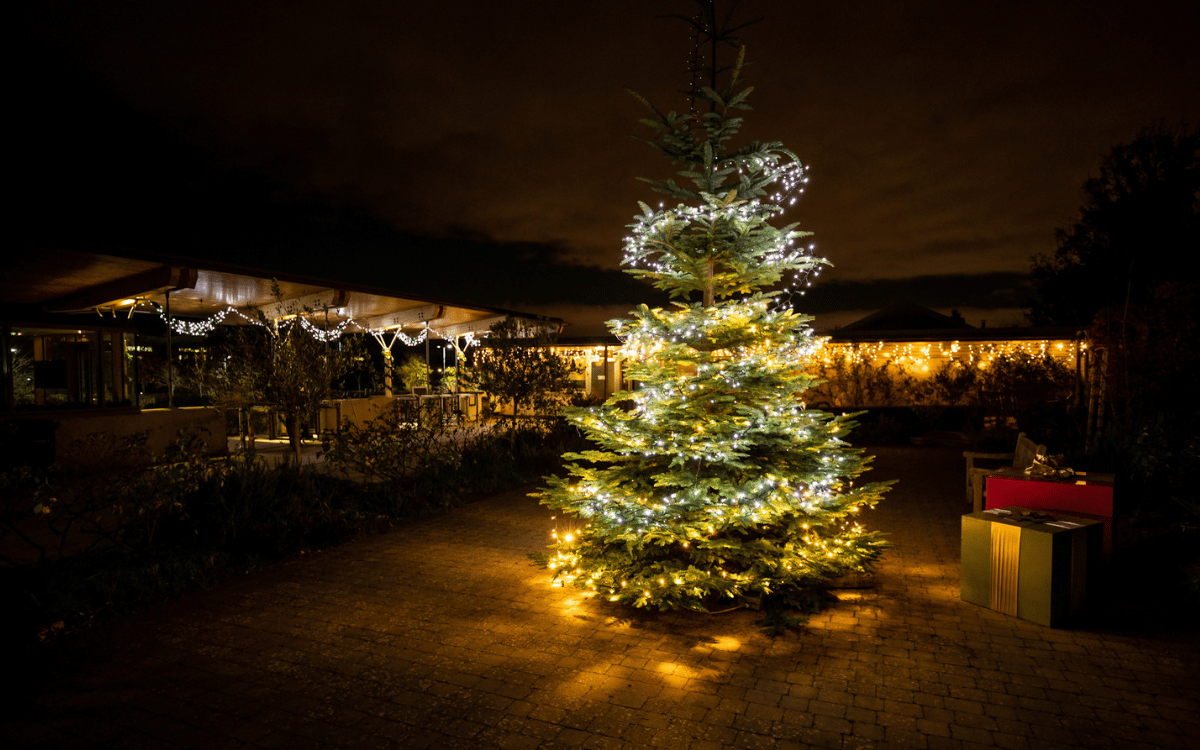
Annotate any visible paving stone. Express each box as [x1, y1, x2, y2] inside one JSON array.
[[6, 447, 1198, 750]]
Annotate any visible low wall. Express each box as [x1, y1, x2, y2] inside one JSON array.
[[319, 396, 402, 432], [320, 394, 485, 431], [4, 407, 228, 466]]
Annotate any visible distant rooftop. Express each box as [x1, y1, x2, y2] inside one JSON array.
[[835, 304, 973, 333], [830, 304, 1080, 342]]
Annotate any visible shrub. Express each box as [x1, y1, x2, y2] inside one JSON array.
[[473, 317, 579, 419], [2, 412, 591, 647], [322, 409, 589, 507], [973, 352, 1073, 430], [807, 356, 918, 408]]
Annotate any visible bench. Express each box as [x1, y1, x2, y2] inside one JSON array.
[[963, 432, 1045, 513]]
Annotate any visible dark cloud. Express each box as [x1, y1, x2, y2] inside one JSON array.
[[798, 272, 1034, 314], [14, 0, 1200, 332]]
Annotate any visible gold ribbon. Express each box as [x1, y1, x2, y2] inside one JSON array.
[[990, 522, 1021, 616]]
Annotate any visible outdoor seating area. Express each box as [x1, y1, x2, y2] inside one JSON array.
[[318, 391, 486, 434], [5, 445, 1196, 750], [963, 432, 1046, 513], [6, 4, 1197, 748], [0, 247, 559, 465]]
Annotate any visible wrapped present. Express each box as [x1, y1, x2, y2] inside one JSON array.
[[986, 471, 1114, 558], [961, 507, 1104, 627]]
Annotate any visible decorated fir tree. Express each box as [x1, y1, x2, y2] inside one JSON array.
[[535, 48, 890, 620]]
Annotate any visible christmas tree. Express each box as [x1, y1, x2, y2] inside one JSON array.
[[535, 47, 890, 621]]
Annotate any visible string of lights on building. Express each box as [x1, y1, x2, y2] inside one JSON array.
[[153, 304, 481, 347], [814, 338, 1082, 373]]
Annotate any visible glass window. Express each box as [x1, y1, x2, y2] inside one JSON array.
[[8, 327, 125, 410]]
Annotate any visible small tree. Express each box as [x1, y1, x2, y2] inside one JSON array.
[[808, 356, 919, 408], [441, 364, 472, 393], [473, 317, 577, 420], [258, 284, 359, 463], [1028, 124, 1199, 327], [174, 352, 230, 404], [974, 352, 1073, 429], [922, 359, 978, 407], [397, 354, 431, 393], [203, 324, 271, 451]]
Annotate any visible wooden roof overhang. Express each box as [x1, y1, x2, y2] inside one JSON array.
[[2, 246, 559, 338]]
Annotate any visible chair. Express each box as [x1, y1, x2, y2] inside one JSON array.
[[963, 432, 1045, 513]]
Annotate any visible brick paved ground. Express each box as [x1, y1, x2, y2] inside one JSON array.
[[5, 446, 1198, 749]]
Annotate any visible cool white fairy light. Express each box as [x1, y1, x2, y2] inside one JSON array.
[[154, 301, 491, 349]]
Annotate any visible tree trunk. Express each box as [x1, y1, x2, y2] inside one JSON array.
[[705, 258, 715, 307], [287, 410, 302, 464]]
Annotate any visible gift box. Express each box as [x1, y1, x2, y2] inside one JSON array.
[[986, 470, 1114, 558], [961, 507, 1104, 627]]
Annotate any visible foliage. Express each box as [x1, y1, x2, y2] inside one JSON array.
[[973, 352, 1073, 429], [1028, 123, 1199, 327], [198, 323, 271, 450], [811, 352, 1075, 416], [255, 282, 362, 461], [1, 415, 589, 647], [807, 356, 919, 408], [0, 429, 213, 567], [172, 354, 231, 404], [397, 353, 431, 392], [921, 359, 978, 407], [534, 49, 890, 618], [1027, 124, 1199, 519], [473, 316, 578, 419], [784, 352, 1076, 444], [324, 410, 588, 510], [1088, 282, 1200, 432], [440, 364, 473, 393], [1085, 281, 1200, 513], [321, 405, 466, 506], [330, 337, 378, 396], [0, 447, 350, 646], [10, 348, 35, 405]]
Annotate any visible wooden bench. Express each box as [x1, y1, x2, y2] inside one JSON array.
[[963, 432, 1045, 513]]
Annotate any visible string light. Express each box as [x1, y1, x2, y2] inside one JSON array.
[[814, 338, 1079, 372], [154, 303, 488, 348]]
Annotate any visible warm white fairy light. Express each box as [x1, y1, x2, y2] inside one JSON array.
[[814, 338, 1080, 372]]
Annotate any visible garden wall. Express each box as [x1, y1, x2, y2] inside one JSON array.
[[29, 406, 227, 464]]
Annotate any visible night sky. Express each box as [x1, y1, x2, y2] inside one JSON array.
[[15, 1, 1200, 334]]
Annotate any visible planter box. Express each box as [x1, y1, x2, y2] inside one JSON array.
[[961, 507, 1104, 627]]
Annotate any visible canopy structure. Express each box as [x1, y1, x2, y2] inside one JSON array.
[[2, 245, 559, 339]]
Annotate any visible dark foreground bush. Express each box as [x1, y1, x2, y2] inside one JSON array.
[[322, 412, 587, 502], [1, 418, 588, 653]]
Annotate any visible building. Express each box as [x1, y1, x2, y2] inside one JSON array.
[[817, 304, 1083, 390], [1, 245, 559, 464], [548, 305, 1087, 409]]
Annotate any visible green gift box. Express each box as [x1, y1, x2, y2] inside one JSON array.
[[961, 506, 1104, 627]]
